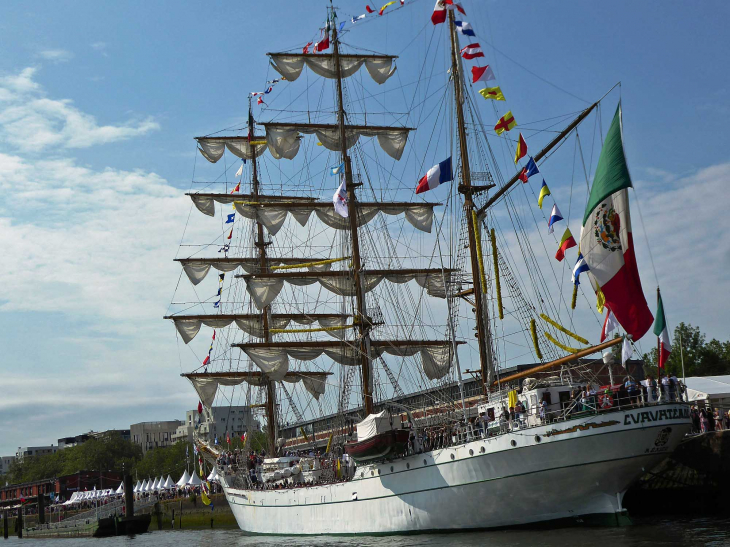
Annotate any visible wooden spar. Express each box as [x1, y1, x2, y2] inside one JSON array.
[[491, 337, 624, 386], [233, 340, 459, 350], [448, 10, 494, 394], [267, 52, 398, 60], [332, 13, 374, 417], [226, 201, 439, 208], [185, 192, 317, 202], [261, 122, 413, 131], [247, 98, 278, 456], [164, 313, 351, 321], [237, 268, 457, 279], [476, 101, 599, 217], [182, 371, 332, 380], [195, 135, 266, 141]]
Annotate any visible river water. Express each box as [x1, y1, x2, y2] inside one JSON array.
[[3, 517, 730, 546]]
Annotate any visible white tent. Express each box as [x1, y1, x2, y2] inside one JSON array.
[[206, 468, 218, 481], [187, 470, 203, 486], [140, 479, 148, 492], [176, 470, 191, 487], [115, 483, 124, 494], [151, 478, 160, 490], [685, 376, 730, 408], [145, 479, 153, 492], [133, 481, 141, 493], [163, 475, 175, 489], [156, 476, 165, 490]]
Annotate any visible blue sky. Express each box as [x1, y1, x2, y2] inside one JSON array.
[[1, 0, 728, 456]]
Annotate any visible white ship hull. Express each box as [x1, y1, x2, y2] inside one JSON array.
[[220, 403, 691, 535]]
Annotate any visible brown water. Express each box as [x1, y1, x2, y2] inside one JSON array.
[[3, 516, 730, 546]]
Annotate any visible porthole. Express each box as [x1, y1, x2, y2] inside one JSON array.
[[423, 459, 427, 466], [480, 446, 486, 454], [406, 463, 410, 469], [534, 435, 541, 443], [510, 440, 517, 447], [370, 470, 374, 476], [450, 453, 455, 460], [469, 449, 474, 456], [390, 466, 394, 472]]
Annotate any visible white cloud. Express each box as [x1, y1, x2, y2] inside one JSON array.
[[37, 49, 74, 63], [0, 67, 159, 152], [91, 42, 109, 57]]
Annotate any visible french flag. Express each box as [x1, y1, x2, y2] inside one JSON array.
[[460, 43, 484, 60], [416, 157, 453, 194]]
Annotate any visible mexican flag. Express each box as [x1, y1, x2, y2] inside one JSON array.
[[653, 291, 672, 368], [579, 104, 653, 340]]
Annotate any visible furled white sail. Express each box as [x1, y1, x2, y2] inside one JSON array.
[[245, 271, 452, 310], [196, 137, 267, 163], [268, 54, 397, 85], [264, 123, 411, 161], [177, 257, 334, 286]]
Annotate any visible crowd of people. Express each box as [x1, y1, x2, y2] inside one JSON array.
[[690, 406, 730, 433]]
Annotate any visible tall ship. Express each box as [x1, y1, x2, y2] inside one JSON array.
[[165, 1, 690, 534]]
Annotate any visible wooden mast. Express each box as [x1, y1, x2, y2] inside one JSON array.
[[331, 9, 374, 416], [248, 97, 278, 456], [447, 9, 494, 394]]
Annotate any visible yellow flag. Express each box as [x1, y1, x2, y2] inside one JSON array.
[[201, 491, 211, 506], [379, 0, 396, 14], [300, 427, 309, 443], [478, 87, 505, 101], [494, 111, 517, 135], [596, 288, 606, 314], [325, 433, 334, 454], [508, 390, 518, 409]]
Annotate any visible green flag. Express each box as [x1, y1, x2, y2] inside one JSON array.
[[582, 103, 633, 225]]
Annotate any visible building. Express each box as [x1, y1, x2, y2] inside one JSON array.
[[15, 446, 59, 461], [130, 420, 183, 455], [57, 434, 91, 450], [172, 406, 259, 445], [0, 470, 123, 508], [0, 456, 16, 476]]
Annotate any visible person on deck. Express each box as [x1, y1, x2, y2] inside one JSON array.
[[625, 377, 640, 406]]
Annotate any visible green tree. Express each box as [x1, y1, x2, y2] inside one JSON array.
[[643, 322, 730, 378]]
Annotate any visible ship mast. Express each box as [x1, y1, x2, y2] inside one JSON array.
[[331, 8, 374, 416], [447, 9, 494, 393], [248, 97, 278, 455]]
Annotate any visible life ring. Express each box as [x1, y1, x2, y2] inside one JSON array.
[[599, 394, 614, 409]]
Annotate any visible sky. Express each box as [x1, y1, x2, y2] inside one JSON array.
[[0, 0, 729, 456]]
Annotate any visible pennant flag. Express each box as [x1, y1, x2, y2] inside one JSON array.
[[400, 0, 405, 4], [227, 228, 233, 239], [203, 355, 210, 365], [600, 309, 619, 342], [448, 1, 466, 15], [460, 43, 484, 60], [517, 158, 539, 184], [366, 4, 375, 13], [472, 65, 495, 84], [379, 1, 395, 15], [352, 14, 366, 23], [198, 401, 203, 414], [416, 157, 453, 194], [213, 299, 220, 308], [572, 253, 589, 285], [330, 162, 345, 176], [596, 287, 606, 313], [302, 41, 313, 54], [231, 182, 240, 194], [219, 273, 225, 281], [226, 433, 230, 444], [266, 78, 281, 84], [257, 96, 264, 105], [333, 178, 348, 218], [431, 0, 447, 24], [216, 287, 222, 296], [218, 244, 229, 253], [226, 213, 235, 224], [537, 180, 551, 208], [241, 432, 246, 442], [653, 290, 672, 369], [339, 21, 346, 32], [579, 103, 653, 340], [555, 228, 577, 262], [514, 133, 527, 164], [214, 436, 219, 445], [621, 336, 633, 367], [264, 86, 273, 94], [547, 204, 563, 234], [235, 163, 243, 177], [478, 86, 505, 101], [455, 20, 475, 36], [494, 111, 517, 135]]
